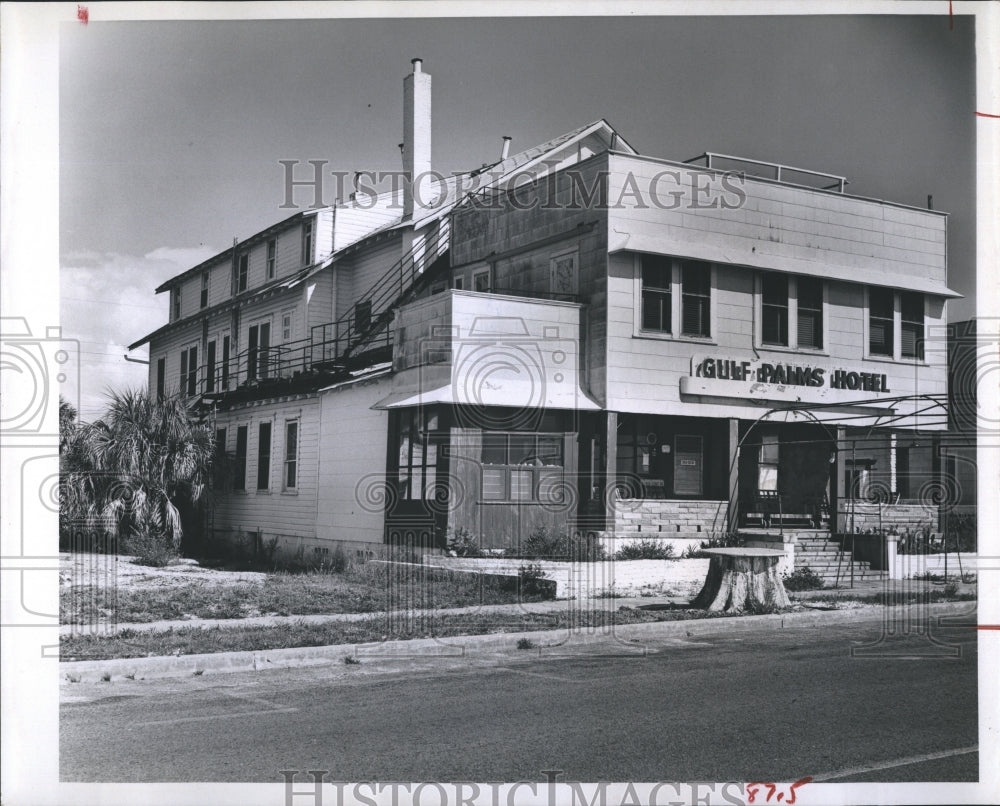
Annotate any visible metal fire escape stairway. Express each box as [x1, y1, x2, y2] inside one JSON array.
[[312, 218, 451, 369]]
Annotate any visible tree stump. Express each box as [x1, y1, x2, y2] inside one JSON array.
[[692, 548, 791, 613]]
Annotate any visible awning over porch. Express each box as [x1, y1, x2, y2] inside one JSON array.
[[372, 381, 602, 411]]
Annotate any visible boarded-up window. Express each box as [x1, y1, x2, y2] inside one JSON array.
[[481, 433, 564, 503]]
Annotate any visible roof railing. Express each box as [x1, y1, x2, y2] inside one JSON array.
[[684, 152, 848, 193]]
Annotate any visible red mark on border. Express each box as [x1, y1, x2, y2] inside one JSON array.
[[977, 625, 1000, 630], [747, 778, 813, 805], [976, 112, 1000, 119], [77, 5, 88, 24]]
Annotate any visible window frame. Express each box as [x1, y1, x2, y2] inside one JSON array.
[[301, 219, 314, 266], [283, 419, 299, 491], [479, 432, 565, 504], [281, 310, 294, 343], [233, 425, 248, 492], [179, 343, 199, 396], [172, 288, 181, 321], [639, 254, 672, 334], [633, 255, 716, 342], [864, 287, 925, 363], [900, 291, 925, 360], [472, 267, 491, 293], [247, 319, 272, 381], [396, 408, 441, 501], [256, 421, 272, 491], [753, 272, 828, 353], [237, 252, 249, 294], [200, 271, 210, 309], [760, 272, 789, 347], [206, 339, 217, 393], [266, 237, 277, 280]]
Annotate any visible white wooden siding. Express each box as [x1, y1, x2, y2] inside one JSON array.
[[213, 396, 321, 541], [316, 374, 391, 545], [333, 235, 403, 320], [606, 153, 949, 293]]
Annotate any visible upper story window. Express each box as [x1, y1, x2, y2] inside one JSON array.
[[301, 219, 314, 266], [641, 256, 672, 333], [200, 271, 209, 308], [179, 345, 198, 396], [636, 255, 714, 340], [237, 253, 249, 294], [900, 292, 925, 360], [172, 288, 181, 321], [866, 287, 927, 361], [266, 238, 277, 280], [472, 267, 490, 293], [680, 260, 711, 338], [797, 276, 824, 350], [761, 273, 789, 346], [868, 287, 895, 357], [757, 272, 825, 350]]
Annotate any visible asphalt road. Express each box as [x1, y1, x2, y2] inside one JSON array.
[[60, 616, 979, 784]]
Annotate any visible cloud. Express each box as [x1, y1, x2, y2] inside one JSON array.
[[60, 246, 216, 421]]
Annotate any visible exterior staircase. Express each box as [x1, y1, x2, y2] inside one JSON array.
[[790, 530, 886, 585]]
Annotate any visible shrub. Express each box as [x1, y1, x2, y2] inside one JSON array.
[[516, 637, 536, 650], [681, 533, 743, 559], [506, 526, 606, 562], [120, 531, 178, 567], [517, 563, 554, 599], [782, 566, 825, 591], [614, 539, 675, 561], [446, 528, 481, 557]]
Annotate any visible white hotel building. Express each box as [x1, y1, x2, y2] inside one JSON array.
[[130, 60, 957, 577]]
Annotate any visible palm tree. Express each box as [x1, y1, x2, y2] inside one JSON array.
[[63, 389, 215, 551]]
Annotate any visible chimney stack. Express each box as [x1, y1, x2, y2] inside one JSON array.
[[500, 136, 512, 161], [403, 58, 432, 218]]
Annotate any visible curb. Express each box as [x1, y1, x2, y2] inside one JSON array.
[[59, 601, 976, 683]]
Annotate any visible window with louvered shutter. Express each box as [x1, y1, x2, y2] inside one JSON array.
[[796, 276, 823, 349]]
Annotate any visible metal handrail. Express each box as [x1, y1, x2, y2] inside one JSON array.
[[683, 152, 848, 193]]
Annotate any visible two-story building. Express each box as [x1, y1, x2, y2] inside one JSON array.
[[130, 59, 958, 569]]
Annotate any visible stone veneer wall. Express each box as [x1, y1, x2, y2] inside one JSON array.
[[837, 503, 938, 533], [613, 499, 729, 538]]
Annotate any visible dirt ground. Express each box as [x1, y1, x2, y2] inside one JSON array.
[[59, 552, 268, 591]]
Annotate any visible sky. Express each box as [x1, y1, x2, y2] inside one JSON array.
[[58, 12, 978, 422]]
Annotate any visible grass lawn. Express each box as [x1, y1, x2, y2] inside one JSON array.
[[61, 606, 733, 661], [61, 561, 551, 626]]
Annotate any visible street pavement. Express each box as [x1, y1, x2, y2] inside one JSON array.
[[60, 613, 979, 784]]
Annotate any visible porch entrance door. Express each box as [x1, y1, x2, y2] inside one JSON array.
[[673, 435, 704, 496]]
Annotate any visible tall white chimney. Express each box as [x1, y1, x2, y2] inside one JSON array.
[[403, 58, 432, 219]]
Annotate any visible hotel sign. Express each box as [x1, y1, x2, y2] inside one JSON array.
[[679, 355, 894, 406]]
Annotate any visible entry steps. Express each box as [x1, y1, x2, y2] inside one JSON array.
[[741, 529, 886, 586]]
